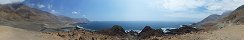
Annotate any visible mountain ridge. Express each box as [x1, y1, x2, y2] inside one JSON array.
[[223, 5, 244, 24], [0, 3, 88, 31]]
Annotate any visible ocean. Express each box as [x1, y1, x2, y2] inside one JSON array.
[[78, 21, 193, 32]]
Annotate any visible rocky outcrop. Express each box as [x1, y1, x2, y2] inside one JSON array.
[[96, 25, 166, 39], [166, 25, 199, 35], [0, 3, 88, 31], [47, 25, 165, 40], [138, 26, 164, 38], [96, 25, 126, 36], [46, 25, 202, 40]]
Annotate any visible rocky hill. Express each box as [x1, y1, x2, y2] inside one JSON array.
[[0, 3, 88, 32], [195, 11, 233, 27], [193, 11, 234, 31], [138, 26, 164, 38], [196, 14, 221, 26], [222, 5, 244, 24], [96, 25, 127, 36]]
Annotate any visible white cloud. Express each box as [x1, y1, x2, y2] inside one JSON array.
[[162, 13, 209, 19], [71, 11, 78, 14], [204, 0, 244, 14], [71, 11, 80, 14], [71, 10, 82, 14], [50, 10, 58, 14], [152, 0, 244, 21], [37, 4, 45, 8], [207, 0, 244, 10], [82, 15, 87, 18], [0, 0, 25, 4], [159, 0, 206, 11], [47, 4, 53, 9], [154, 0, 244, 13]]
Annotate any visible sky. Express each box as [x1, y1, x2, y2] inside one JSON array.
[[1, 0, 244, 22]]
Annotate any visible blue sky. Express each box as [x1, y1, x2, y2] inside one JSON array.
[[1, 0, 244, 22]]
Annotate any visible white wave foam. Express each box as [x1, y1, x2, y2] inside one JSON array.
[[161, 28, 177, 33], [76, 25, 95, 31], [125, 30, 142, 33]]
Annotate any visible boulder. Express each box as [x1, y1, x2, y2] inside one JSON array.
[[96, 25, 126, 36], [138, 26, 164, 38], [166, 25, 199, 35]]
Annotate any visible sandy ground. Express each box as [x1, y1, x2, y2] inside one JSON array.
[[0, 26, 64, 40]]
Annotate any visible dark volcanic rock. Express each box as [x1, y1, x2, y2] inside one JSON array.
[[96, 25, 126, 36], [138, 26, 164, 38], [166, 25, 199, 35], [141, 26, 154, 32], [154, 29, 164, 36]]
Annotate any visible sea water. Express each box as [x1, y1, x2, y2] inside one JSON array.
[[78, 21, 193, 32]]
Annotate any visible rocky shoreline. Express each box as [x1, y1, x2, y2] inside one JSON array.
[[45, 24, 200, 40]]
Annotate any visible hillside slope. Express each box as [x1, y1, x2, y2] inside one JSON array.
[[196, 14, 221, 26], [223, 5, 244, 24]]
